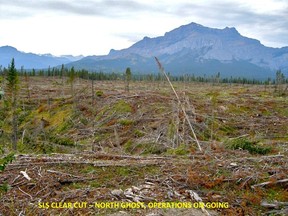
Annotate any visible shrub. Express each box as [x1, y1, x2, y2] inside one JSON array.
[[113, 100, 132, 114], [0, 182, 11, 193], [96, 90, 104, 97], [0, 153, 15, 172]]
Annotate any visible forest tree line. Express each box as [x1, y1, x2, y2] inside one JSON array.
[[0, 62, 288, 86]]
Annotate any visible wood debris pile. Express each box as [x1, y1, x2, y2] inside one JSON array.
[[0, 151, 287, 215]]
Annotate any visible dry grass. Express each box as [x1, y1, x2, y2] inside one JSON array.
[[0, 77, 287, 215]]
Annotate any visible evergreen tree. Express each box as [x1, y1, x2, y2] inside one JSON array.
[[68, 67, 76, 84], [68, 66, 76, 98], [6, 58, 19, 150], [6, 58, 19, 93], [125, 67, 132, 92]]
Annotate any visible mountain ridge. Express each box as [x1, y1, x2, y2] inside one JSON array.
[[0, 45, 83, 69], [66, 22, 288, 79], [1, 22, 288, 79]]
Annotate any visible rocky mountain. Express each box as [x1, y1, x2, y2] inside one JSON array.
[[1, 22, 287, 79], [68, 22, 288, 79], [0, 46, 83, 69]]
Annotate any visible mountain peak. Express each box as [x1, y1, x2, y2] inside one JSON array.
[[0, 45, 18, 52], [165, 22, 206, 36], [132, 22, 243, 55], [184, 22, 204, 28], [223, 26, 239, 34]]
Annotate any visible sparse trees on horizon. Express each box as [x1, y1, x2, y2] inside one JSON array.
[[3, 62, 288, 88]]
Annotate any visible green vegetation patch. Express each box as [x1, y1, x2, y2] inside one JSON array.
[[265, 188, 288, 202], [219, 125, 236, 135], [96, 90, 104, 97], [225, 138, 272, 155], [134, 129, 145, 137], [118, 118, 134, 126], [0, 182, 11, 194], [166, 144, 190, 156], [0, 153, 15, 172], [112, 100, 132, 114]]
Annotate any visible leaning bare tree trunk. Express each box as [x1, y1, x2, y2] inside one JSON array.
[[155, 57, 202, 152]]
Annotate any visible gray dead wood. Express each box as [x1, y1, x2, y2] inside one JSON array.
[[155, 57, 202, 151], [251, 178, 288, 189]]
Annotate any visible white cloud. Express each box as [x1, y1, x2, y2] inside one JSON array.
[[0, 0, 287, 55]]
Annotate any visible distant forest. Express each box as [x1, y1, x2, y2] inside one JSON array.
[[0, 63, 288, 86]]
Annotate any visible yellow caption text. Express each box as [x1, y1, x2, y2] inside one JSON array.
[[38, 201, 229, 209]]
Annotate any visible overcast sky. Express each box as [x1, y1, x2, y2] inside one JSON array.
[[0, 0, 287, 56]]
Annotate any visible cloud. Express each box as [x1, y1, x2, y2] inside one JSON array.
[[114, 32, 147, 44], [163, 0, 288, 47], [0, 0, 154, 19], [0, 0, 287, 55], [42, 0, 150, 17], [169, 1, 283, 25]]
